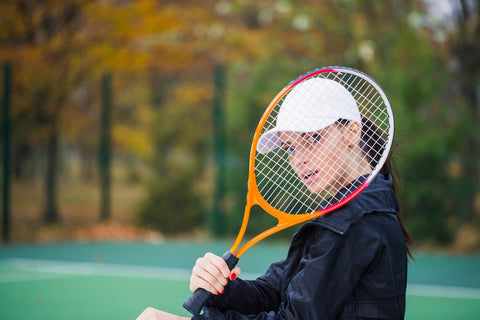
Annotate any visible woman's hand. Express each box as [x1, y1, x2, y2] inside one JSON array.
[[136, 307, 190, 320], [189, 252, 241, 295]]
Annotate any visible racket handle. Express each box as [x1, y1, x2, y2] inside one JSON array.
[[222, 251, 240, 270], [183, 288, 212, 316], [183, 251, 239, 315]]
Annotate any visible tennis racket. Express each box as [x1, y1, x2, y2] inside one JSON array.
[[183, 66, 394, 315]]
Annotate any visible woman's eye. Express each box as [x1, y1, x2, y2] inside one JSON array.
[[283, 146, 295, 155], [308, 134, 321, 143]]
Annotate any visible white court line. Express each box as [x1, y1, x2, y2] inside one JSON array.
[[407, 283, 480, 300], [0, 272, 74, 283], [0, 258, 192, 282], [2, 258, 480, 300]]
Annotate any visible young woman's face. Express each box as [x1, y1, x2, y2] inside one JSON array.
[[278, 123, 355, 195]]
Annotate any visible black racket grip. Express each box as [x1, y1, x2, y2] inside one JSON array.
[[183, 288, 211, 316], [183, 251, 239, 315]]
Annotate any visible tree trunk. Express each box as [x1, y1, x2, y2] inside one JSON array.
[[43, 125, 60, 223]]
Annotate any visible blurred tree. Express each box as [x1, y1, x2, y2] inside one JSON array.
[[0, 0, 95, 223], [448, 0, 480, 225], [392, 0, 480, 243], [0, 0, 477, 245], [137, 69, 213, 233]]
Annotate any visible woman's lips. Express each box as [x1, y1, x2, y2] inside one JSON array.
[[302, 170, 318, 185]]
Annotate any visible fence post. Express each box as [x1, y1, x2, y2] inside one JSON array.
[[99, 73, 112, 221], [2, 62, 11, 243], [211, 64, 227, 236]]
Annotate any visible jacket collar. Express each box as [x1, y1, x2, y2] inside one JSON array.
[[307, 173, 399, 235]]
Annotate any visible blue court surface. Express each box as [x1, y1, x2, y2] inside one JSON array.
[[0, 241, 479, 319]]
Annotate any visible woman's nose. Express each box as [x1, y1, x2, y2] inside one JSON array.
[[291, 147, 308, 166]]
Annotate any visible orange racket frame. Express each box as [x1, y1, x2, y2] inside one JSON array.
[[229, 71, 370, 259]]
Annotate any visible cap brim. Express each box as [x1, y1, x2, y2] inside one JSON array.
[[256, 129, 282, 154], [256, 117, 338, 154]]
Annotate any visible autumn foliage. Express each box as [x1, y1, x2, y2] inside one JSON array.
[[0, 0, 479, 247]]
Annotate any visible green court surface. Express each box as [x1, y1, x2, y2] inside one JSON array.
[[0, 241, 479, 319]]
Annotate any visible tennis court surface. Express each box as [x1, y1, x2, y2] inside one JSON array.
[[1, 241, 479, 319]]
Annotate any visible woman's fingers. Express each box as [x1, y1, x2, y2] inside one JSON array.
[[230, 266, 241, 280], [189, 252, 230, 294], [205, 252, 231, 278], [189, 266, 226, 294]]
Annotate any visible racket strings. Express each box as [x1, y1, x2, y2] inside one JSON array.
[[255, 70, 391, 215], [257, 152, 320, 213], [257, 90, 330, 213], [330, 72, 389, 170]]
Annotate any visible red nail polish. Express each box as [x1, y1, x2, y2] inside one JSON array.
[[222, 289, 225, 294], [230, 273, 237, 281]]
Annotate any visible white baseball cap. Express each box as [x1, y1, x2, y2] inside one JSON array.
[[257, 77, 361, 153]]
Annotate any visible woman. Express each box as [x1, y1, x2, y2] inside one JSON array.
[[137, 77, 412, 320]]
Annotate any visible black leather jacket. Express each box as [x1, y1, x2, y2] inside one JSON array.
[[195, 174, 407, 319]]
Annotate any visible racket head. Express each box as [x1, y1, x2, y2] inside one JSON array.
[[249, 66, 394, 221]]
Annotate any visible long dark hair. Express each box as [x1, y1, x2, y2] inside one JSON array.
[[339, 117, 414, 258], [379, 154, 414, 258]]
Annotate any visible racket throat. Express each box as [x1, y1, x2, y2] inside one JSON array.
[[229, 193, 255, 256]]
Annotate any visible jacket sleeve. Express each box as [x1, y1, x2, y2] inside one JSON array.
[[194, 222, 381, 320], [202, 258, 286, 314]]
